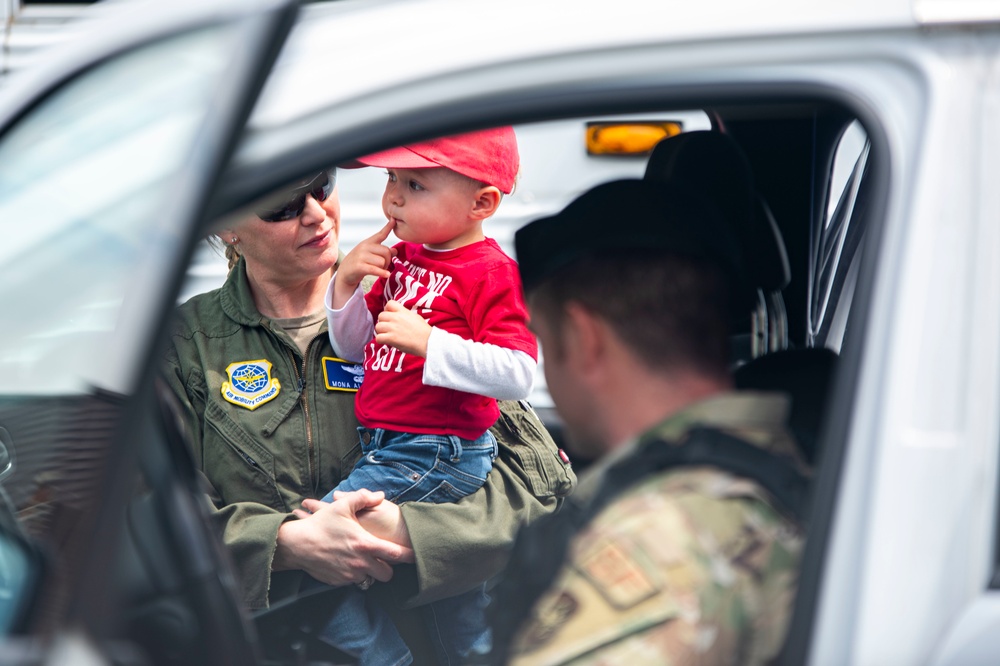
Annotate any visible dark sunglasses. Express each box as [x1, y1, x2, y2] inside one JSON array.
[[255, 169, 337, 222]]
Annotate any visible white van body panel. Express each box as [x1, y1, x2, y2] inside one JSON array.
[[5, 0, 1000, 663]]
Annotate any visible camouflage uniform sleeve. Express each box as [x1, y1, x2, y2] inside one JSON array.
[[510, 470, 802, 666]]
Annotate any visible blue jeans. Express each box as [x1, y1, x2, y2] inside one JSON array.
[[318, 427, 498, 665], [320, 427, 498, 503]]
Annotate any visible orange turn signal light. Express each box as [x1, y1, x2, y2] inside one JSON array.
[[585, 121, 684, 156]]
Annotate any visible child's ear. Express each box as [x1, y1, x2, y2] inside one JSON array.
[[470, 186, 502, 220]]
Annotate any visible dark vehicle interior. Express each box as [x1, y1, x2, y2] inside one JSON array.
[[0, 50, 882, 663], [536, 104, 871, 471]]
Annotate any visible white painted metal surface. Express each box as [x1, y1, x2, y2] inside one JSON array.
[[250, 0, 915, 131], [0, 3, 94, 83], [5, 0, 1000, 663]]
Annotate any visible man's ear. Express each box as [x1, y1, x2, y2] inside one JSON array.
[[563, 302, 609, 377], [469, 186, 502, 220]]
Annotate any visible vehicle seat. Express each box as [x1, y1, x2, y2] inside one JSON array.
[[644, 131, 791, 359], [733, 347, 837, 466]]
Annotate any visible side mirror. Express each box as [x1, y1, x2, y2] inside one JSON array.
[[0, 523, 38, 635], [0, 426, 39, 634], [0, 427, 14, 482]]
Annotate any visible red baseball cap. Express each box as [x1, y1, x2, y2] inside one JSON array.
[[354, 127, 519, 194]]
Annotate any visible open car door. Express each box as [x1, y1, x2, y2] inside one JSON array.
[[0, 1, 298, 664]]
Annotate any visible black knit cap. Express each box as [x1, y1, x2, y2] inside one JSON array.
[[515, 179, 754, 316]]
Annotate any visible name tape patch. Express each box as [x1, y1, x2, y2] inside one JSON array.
[[323, 357, 364, 392]]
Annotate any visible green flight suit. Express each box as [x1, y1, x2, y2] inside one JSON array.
[[162, 258, 575, 615]]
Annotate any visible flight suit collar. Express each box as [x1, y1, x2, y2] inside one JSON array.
[[219, 257, 268, 328]]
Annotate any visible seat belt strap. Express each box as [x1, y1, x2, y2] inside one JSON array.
[[487, 426, 809, 665], [592, 426, 809, 525]]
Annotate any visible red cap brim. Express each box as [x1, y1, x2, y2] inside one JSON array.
[[354, 146, 443, 169]]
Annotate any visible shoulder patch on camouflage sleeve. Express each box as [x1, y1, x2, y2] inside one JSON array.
[[516, 591, 580, 651], [576, 536, 662, 609]]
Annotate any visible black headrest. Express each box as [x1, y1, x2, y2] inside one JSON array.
[[733, 347, 838, 465], [644, 131, 791, 292], [516, 179, 755, 317]]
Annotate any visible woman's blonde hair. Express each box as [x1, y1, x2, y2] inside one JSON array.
[[207, 235, 241, 272]]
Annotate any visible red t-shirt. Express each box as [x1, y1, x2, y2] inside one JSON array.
[[356, 239, 537, 439]]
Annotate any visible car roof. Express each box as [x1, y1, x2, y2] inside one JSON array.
[[3, 0, 995, 132], [219, 0, 928, 215], [248, 0, 920, 130]]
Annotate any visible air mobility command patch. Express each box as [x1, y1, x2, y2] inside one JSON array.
[[322, 357, 364, 392], [222, 359, 281, 410]]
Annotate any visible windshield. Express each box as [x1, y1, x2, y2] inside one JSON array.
[[0, 26, 238, 395]]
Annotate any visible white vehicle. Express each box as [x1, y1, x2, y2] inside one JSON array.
[[0, 0, 997, 664]]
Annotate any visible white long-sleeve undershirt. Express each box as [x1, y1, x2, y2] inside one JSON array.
[[324, 275, 535, 400]]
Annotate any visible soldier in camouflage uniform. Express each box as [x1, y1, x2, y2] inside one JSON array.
[[490, 178, 808, 665]]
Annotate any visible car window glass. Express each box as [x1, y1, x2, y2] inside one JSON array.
[[182, 111, 713, 411], [0, 26, 239, 395], [825, 121, 869, 224], [184, 110, 714, 305], [809, 119, 869, 346]]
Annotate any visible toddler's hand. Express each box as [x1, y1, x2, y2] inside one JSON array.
[[330, 491, 413, 549], [375, 300, 432, 357], [332, 220, 397, 307]]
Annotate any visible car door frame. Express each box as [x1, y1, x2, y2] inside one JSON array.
[[212, 31, 907, 666], [0, 0, 299, 662]]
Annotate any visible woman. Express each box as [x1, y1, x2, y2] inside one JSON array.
[[161, 168, 575, 660]]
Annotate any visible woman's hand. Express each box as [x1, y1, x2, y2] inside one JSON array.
[[375, 300, 432, 357], [273, 489, 414, 587]]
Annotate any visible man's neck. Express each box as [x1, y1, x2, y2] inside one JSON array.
[[602, 370, 731, 455]]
